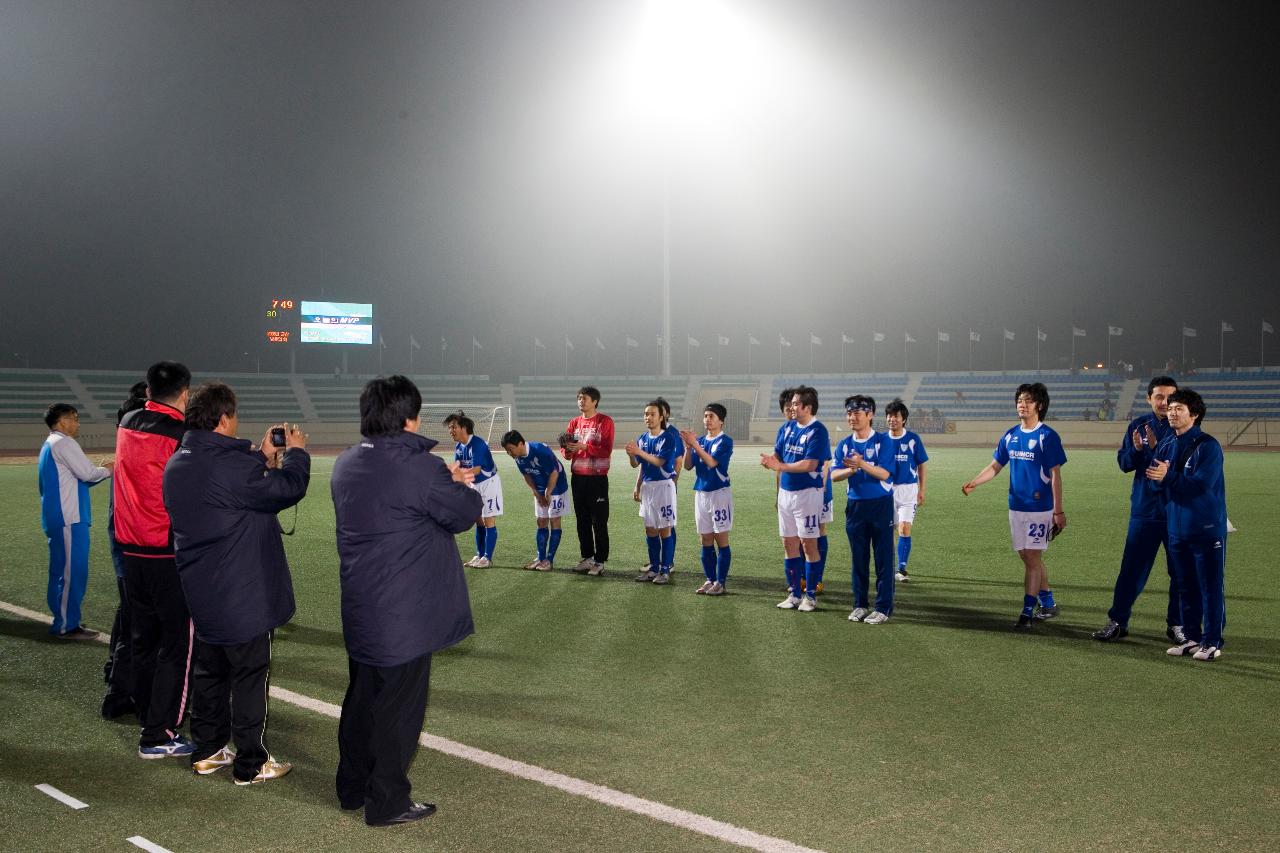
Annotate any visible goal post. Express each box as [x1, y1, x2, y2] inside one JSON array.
[[418, 404, 513, 447]]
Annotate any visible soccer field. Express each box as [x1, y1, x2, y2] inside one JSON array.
[[1, 446, 1276, 852]]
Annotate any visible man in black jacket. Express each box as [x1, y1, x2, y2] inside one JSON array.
[[163, 382, 310, 785], [330, 375, 480, 827]]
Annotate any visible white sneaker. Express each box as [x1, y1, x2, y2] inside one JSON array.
[[865, 610, 890, 625], [695, 581, 713, 594], [523, 558, 541, 570], [536, 560, 553, 571], [777, 595, 800, 610], [572, 558, 595, 573], [706, 582, 725, 596], [848, 607, 870, 622], [1166, 640, 1199, 657], [586, 561, 606, 576], [463, 556, 480, 567], [1192, 645, 1222, 661], [472, 557, 491, 568], [797, 596, 816, 612], [895, 570, 909, 583]]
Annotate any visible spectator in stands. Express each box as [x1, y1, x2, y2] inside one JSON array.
[[38, 403, 113, 640], [163, 382, 310, 784], [330, 375, 480, 825], [114, 360, 196, 759], [563, 386, 614, 576], [1093, 376, 1184, 644], [1146, 389, 1228, 661], [954, 390, 966, 405], [102, 381, 148, 719]]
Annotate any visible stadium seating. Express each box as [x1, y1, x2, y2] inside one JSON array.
[[767, 375, 909, 420], [915, 372, 1123, 420], [0, 371, 78, 422], [514, 377, 689, 421]]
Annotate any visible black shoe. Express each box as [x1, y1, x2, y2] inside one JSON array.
[[367, 802, 437, 827], [1092, 620, 1128, 642], [1015, 613, 1034, 630], [1166, 625, 1188, 645], [340, 801, 363, 812]]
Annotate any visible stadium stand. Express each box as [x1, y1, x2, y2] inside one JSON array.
[[0, 371, 78, 422], [302, 375, 501, 422], [766, 375, 910, 420], [1143, 371, 1280, 420], [514, 377, 690, 421], [914, 372, 1126, 420]]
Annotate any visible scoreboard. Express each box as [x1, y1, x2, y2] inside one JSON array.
[[263, 298, 374, 345], [264, 298, 297, 343]]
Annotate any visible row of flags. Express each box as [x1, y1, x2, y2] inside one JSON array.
[[381, 321, 1276, 351]]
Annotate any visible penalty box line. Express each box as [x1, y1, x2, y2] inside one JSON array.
[[0, 598, 822, 853]]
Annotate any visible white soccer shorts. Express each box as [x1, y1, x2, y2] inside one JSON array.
[[472, 475, 504, 518], [694, 488, 734, 534], [893, 483, 919, 525], [640, 480, 677, 529], [533, 490, 570, 520], [777, 488, 823, 539], [820, 495, 834, 524], [1009, 509, 1054, 551]]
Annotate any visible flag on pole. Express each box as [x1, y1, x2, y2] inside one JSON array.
[[472, 336, 483, 349], [842, 334, 855, 344], [937, 331, 950, 342], [1072, 327, 1086, 337], [534, 337, 546, 349], [748, 335, 761, 346], [1183, 326, 1197, 338], [1108, 326, 1123, 336], [378, 334, 386, 349], [810, 333, 822, 345], [687, 336, 700, 347], [410, 334, 421, 350], [1264, 320, 1275, 334], [873, 332, 886, 342], [595, 337, 605, 350], [779, 335, 792, 347], [1003, 329, 1015, 341], [905, 332, 916, 343], [1221, 321, 1233, 333], [718, 335, 730, 346], [564, 336, 575, 351], [969, 330, 980, 342], [656, 335, 663, 346], [1037, 328, 1047, 342], [626, 336, 639, 348], [441, 336, 448, 350]]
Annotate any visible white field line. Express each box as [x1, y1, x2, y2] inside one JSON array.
[[126, 836, 174, 853], [2, 599, 822, 853], [35, 783, 89, 809]]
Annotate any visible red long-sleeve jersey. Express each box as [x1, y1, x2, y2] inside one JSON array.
[[563, 413, 615, 476]]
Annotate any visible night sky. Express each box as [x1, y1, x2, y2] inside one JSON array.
[[3, 0, 1277, 378]]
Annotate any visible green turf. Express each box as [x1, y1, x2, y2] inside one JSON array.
[[1, 444, 1277, 851]]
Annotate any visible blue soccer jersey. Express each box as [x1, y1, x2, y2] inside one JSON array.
[[691, 432, 733, 492], [455, 435, 497, 483], [637, 430, 679, 482], [833, 431, 895, 501], [993, 423, 1067, 511], [775, 418, 830, 492], [886, 429, 929, 486], [513, 441, 567, 496]]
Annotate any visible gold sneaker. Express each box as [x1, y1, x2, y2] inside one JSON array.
[[192, 746, 236, 775], [233, 758, 292, 786]]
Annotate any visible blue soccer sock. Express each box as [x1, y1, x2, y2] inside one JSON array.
[[897, 535, 912, 570], [646, 535, 661, 568], [1038, 588, 1056, 608], [700, 545, 717, 582], [1023, 594, 1038, 616], [536, 527, 549, 561], [784, 556, 805, 595], [484, 526, 498, 560], [716, 546, 731, 584], [659, 534, 675, 573], [816, 535, 829, 585], [548, 529, 562, 561], [474, 525, 486, 558], [804, 561, 821, 598]]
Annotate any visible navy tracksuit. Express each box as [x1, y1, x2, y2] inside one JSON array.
[[836, 432, 896, 615], [1108, 413, 1181, 628]]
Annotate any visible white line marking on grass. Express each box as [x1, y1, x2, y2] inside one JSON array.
[[127, 836, 174, 853], [35, 783, 89, 809], [0, 600, 821, 853], [273, 686, 823, 853]]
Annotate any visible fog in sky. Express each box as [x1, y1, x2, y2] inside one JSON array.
[[2, 0, 1277, 377]]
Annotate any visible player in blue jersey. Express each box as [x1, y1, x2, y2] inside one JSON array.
[[1146, 389, 1228, 661], [626, 401, 680, 584], [761, 386, 831, 612], [884, 399, 929, 583], [680, 403, 733, 595], [644, 397, 683, 574], [445, 411, 503, 567], [501, 430, 570, 571], [1093, 376, 1186, 643], [961, 383, 1067, 629], [831, 395, 896, 624]]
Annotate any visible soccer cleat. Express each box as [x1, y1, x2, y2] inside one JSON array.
[[193, 746, 236, 775], [535, 560, 553, 572], [367, 801, 437, 827], [586, 561, 606, 576], [706, 582, 725, 596], [1015, 613, 1034, 630], [797, 596, 816, 612], [651, 573, 670, 585], [635, 570, 658, 582], [1166, 625, 1188, 645], [139, 735, 196, 759], [1192, 645, 1222, 662], [1166, 640, 1199, 657], [864, 610, 890, 625], [695, 581, 713, 594], [57, 625, 100, 641], [571, 558, 595, 573], [895, 570, 910, 583], [523, 558, 541, 570], [463, 556, 480, 567], [1033, 604, 1059, 620], [848, 607, 869, 622], [234, 758, 292, 786], [471, 557, 491, 568], [777, 595, 801, 610], [1092, 620, 1128, 642]]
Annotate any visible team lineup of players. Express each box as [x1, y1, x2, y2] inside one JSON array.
[[443, 378, 1228, 659]]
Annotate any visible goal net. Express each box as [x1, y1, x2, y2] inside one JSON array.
[[418, 404, 513, 447]]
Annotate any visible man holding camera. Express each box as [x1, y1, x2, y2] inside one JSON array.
[[163, 382, 310, 784]]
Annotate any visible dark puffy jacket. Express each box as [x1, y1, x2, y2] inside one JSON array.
[[331, 431, 480, 667], [163, 430, 310, 645]]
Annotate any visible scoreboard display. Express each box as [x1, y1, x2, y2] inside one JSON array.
[[263, 298, 374, 345]]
